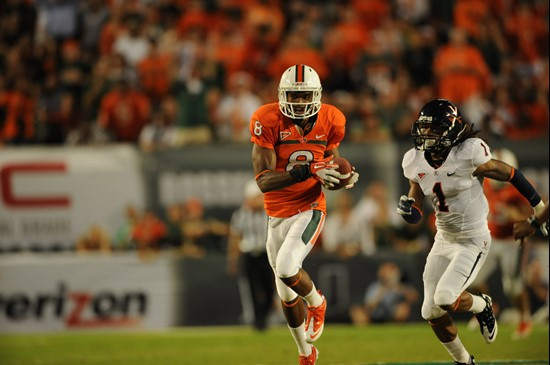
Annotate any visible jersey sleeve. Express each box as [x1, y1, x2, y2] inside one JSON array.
[[250, 108, 277, 149], [402, 148, 419, 182], [327, 106, 346, 150], [462, 138, 492, 168]]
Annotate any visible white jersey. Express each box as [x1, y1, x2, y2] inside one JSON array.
[[402, 138, 492, 238]]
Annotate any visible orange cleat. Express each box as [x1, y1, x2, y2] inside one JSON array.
[[305, 291, 327, 343], [299, 345, 318, 365], [512, 320, 532, 340]]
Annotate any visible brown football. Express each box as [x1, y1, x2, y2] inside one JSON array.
[[328, 157, 352, 190]]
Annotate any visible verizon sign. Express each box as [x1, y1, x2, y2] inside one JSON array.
[[0, 146, 145, 250], [0, 254, 179, 332]]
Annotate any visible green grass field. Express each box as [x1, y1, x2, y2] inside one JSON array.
[[0, 323, 547, 365]]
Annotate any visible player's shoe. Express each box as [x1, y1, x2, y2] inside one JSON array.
[[454, 355, 475, 365], [305, 291, 327, 343], [474, 294, 498, 344], [512, 320, 532, 340], [299, 345, 318, 365]]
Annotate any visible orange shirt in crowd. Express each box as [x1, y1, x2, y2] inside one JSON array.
[[454, 0, 490, 39], [433, 43, 491, 103], [98, 89, 151, 141], [0, 90, 35, 142], [137, 53, 172, 100], [250, 103, 345, 218]]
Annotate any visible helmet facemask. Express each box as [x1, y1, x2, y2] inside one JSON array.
[[278, 89, 321, 119], [411, 99, 468, 155]]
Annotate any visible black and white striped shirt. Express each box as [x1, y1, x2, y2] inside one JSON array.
[[230, 207, 268, 255]]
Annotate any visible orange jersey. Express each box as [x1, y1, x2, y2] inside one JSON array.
[[484, 180, 530, 239], [250, 103, 346, 218]]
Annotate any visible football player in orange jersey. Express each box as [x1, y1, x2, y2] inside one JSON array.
[[250, 64, 358, 365], [468, 149, 534, 339]]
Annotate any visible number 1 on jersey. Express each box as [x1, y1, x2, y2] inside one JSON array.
[[433, 182, 449, 212]]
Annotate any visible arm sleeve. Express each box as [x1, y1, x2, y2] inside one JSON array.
[[327, 107, 346, 150], [250, 110, 276, 149]]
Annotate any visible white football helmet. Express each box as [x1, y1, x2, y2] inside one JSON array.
[[278, 64, 322, 119]]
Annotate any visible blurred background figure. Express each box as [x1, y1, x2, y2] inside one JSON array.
[[322, 190, 362, 258], [132, 209, 167, 259], [349, 261, 419, 325], [467, 148, 534, 339], [76, 224, 111, 254], [353, 180, 393, 256], [227, 180, 275, 331]]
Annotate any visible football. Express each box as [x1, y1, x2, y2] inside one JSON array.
[[327, 157, 352, 190]]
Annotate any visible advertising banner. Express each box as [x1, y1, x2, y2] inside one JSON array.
[[0, 254, 179, 332], [0, 146, 146, 251]]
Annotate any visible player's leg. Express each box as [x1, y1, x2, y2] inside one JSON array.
[[422, 237, 474, 364], [266, 216, 317, 363], [276, 210, 326, 343], [434, 234, 497, 344]]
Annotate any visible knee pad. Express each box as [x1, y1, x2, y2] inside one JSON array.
[[275, 251, 300, 278], [421, 302, 446, 321], [433, 289, 455, 308], [275, 277, 298, 302]]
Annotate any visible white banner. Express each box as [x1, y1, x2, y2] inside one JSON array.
[[0, 253, 179, 332], [0, 145, 145, 250]]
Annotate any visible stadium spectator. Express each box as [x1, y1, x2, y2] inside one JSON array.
[[113, 13, 150, 67], [113, 204, 140, 251], [227, 180, 274, 331], [322, 190, 362, 258], [0, 77, 35, 144], [433, 27, 491, 104], [132, 209, 167, 258], [353, 180, 392, 256], [139, 96, 179, 152], [214, 71, 262, 143], [180, 197, 229, 257], [349, 261, 419, 325], [76, 224, 112, 253], [97, 77, 151, 142], [137, 38, 173, 105]]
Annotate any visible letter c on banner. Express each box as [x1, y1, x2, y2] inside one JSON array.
[[0, 162, 70, 208]]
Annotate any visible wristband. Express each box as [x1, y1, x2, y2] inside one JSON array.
[[509, 169, 542, 207], [402, 205, 422, 224]]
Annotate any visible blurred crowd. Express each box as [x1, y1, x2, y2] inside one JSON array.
[[0, 0, 548, 147]]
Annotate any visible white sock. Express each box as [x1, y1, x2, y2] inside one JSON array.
[[303, 284, 323, 307], [442, 336, 471, 363], [288, 322, 311, 356], [469, 294, 486, 314]]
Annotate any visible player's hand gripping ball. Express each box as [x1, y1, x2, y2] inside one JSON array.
[[327, 157, 355, 190]]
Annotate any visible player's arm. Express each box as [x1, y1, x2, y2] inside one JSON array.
[[253, 144, 346, 192], [253, 144, 297, 192], [396, 180, 424, 224], [474, 159, 545, 215]]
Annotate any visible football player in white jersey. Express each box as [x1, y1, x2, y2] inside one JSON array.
[[397, 99, 546, 365]]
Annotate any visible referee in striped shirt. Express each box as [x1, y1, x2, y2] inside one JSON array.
[[228, 180, 275, 331]]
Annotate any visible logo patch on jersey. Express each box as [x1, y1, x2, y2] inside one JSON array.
[[418, 173, 426, 180], [447, 172, 456, 176], [280, 131, 291, 140]]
